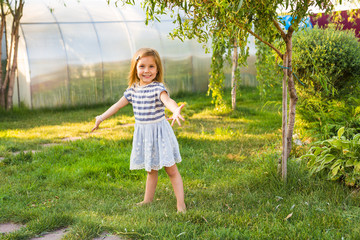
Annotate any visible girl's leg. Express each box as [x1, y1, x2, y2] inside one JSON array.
[[165, 164, 186, 212], [138, 170, 158, 205]]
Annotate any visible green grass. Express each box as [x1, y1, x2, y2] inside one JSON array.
[[1, 87, 360, 239]]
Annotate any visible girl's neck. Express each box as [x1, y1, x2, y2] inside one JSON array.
[[138, 81, 155, 87]]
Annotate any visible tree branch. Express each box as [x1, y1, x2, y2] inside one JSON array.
[[287, 25, 295, 37], [227, 12, 283, 58], [242, 25, 284, 59], [272, 18, 287, 40], [5, 0, 15, 17]]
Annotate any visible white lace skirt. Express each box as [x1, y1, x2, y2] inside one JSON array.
[[129, 118, 182, 172]]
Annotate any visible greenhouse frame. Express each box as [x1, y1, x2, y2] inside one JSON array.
[[8, 0, 213, 109]]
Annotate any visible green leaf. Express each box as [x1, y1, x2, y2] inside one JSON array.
[[311, 146, 325, 156], [326, 139, 346, 150], [315, 154, 327, 163], [337, 126, 345, 139], [331, 165, 340, 176], [353, 134, 360, 141], [345, 159, 355, 167], [330, 160, 343, 170], [354, 162, 360, 172], [322, 154, 336, 164], [299, 154, 315, 160]]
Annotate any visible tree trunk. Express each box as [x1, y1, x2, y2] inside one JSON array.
[[0, 2, 8, 109], [0, 84, 5, 109], [231, 39, 238, 111], [6, 6, 22, 110], [6, 27, 19, 110], [278, 34, 298, 180], [1, 17, 14, 110], [0, 5, 5, 92], [2, 0, 24, 110], [280, 53, 288, 181], [285, 34, 298, 160]]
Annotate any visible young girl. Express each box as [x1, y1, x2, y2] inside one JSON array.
[[92, 48, 186, 212]]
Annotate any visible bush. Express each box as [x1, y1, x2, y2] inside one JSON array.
[[297, 95, 360, 139], [293, 26, 360, 139], [300, 127, 360, 187], [256, 26, 360, 140], [293, 25, 360, 98]]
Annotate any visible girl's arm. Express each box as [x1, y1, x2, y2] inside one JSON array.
[[160, 91, 185, 126], [91, 96, 129, 132]]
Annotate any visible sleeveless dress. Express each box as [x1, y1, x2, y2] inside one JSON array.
[[124, 82, 182, 172]]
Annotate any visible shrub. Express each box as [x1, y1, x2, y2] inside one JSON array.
[[293, 25, 360, 98], [297, 95, 360, 139], [300, 127, 360, 187], [293, 26, 360, 139], [256, 26, 360, 140]]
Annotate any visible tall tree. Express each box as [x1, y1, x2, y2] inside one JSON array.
[[120, 0, 341, 180], [206, 24, 249, 110], [0, 2, 8, 104], [0, 0, 24, 110]]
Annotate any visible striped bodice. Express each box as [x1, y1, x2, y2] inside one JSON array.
[[124, 82, 168, 123]]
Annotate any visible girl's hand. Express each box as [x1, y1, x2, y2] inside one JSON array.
[[91, 115, 103, 132], [168, 104, 185, 126]]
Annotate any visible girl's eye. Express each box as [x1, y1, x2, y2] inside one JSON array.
[[138, 64, 156, 68]]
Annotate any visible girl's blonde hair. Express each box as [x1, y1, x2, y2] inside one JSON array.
[[128, 48, 164, 87]]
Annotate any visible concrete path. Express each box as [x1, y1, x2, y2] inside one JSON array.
[[30, 228, 69, 240], [0, 223, 24, 233], [0, 223, 122, 240]]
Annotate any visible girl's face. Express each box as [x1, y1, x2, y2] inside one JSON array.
[[136, 56, 158, 86]]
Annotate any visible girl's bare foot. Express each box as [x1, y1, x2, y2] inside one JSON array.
[[177, 203, 186, 213], [136, 201, 152, 206]]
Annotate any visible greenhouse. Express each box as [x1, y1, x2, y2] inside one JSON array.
[[8, 0, 214, 109]]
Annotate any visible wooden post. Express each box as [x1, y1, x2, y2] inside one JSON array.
[[285, 35, 298, 160], [281, 54, 288, 181], [231, 39, 238, 111]]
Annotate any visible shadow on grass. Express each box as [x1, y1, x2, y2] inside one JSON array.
[[0, 104, 135, 131]]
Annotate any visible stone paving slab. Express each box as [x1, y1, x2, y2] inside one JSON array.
[[30, 228, 69, 240], [0, 223, 24, 233], [0, 224, 123, 240]]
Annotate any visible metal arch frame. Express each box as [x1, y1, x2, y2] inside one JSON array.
[[83, 5, 105, 102], [18, 25, 30, 108], [43, 0, 72, 105], [112, 7, 136, 57]]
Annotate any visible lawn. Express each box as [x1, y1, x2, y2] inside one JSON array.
[[1, 87, 360, 239]]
